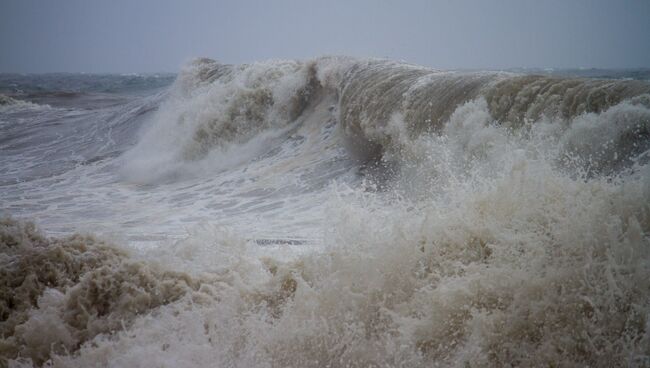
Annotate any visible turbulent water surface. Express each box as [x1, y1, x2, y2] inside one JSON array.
[[1, 58, 650, 367]]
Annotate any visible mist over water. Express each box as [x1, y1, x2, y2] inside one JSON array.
[[1, 57, 650, 367]]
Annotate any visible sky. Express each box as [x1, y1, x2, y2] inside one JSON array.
[[1, 0, 649, 73]]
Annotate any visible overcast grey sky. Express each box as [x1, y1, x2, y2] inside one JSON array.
[[1, 0, 649, 73]]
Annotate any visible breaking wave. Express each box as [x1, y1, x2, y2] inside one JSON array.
[[0, 95, 47, 112], [3, 57, 650, 367], [121, 57, 650, 183]]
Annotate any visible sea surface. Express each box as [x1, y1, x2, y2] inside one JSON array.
[[1, 58, 650, 367]]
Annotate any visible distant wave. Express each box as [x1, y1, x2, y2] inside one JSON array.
[[0, 94, 48, 111], [0, 72, 176, 96]]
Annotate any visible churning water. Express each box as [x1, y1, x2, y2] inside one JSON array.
[[1, 58, 650, 367]]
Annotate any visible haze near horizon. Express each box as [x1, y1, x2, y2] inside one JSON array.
[[1, 0, 649, 73]]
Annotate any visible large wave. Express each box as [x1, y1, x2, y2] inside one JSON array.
[[339, 61, 650, 168], [3, 57, 650, 367], [122, 57, 650, 182]]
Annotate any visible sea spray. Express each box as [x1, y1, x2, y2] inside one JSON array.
[[16, 157, 649, 367]]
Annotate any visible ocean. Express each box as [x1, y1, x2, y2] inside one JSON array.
[[1, 57, 649, 367]]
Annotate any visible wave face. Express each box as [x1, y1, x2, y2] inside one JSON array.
[[1, 58, 650, 367], [338, 60, 650, 170]]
